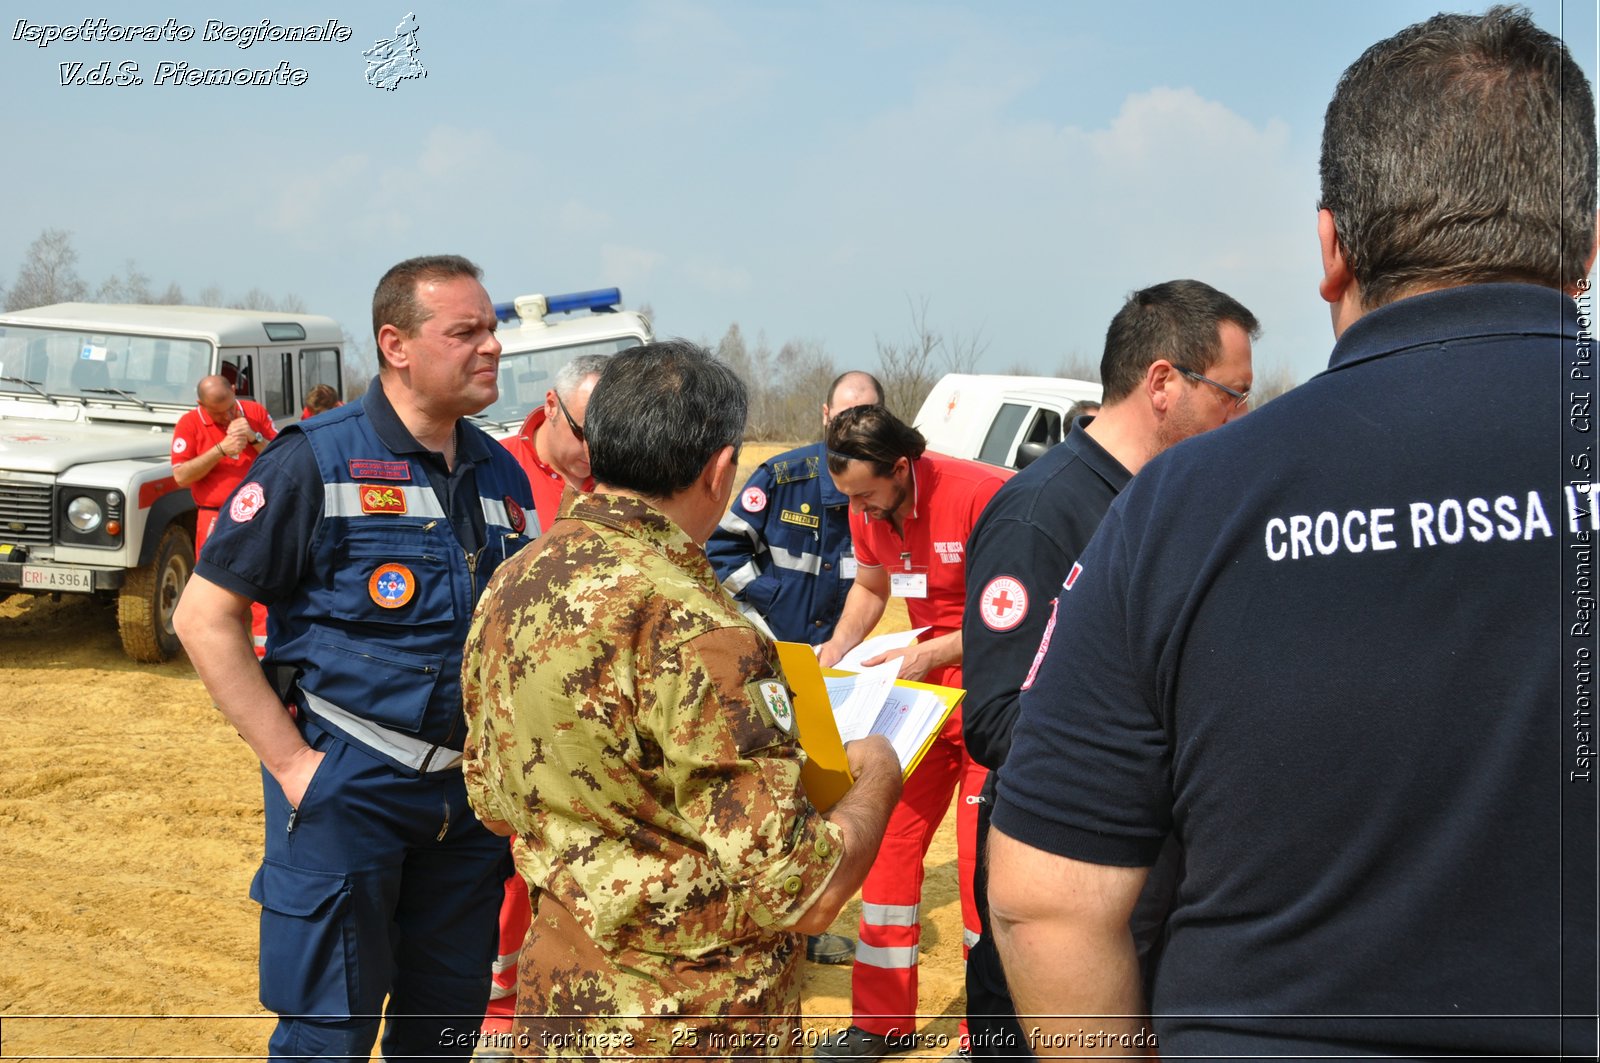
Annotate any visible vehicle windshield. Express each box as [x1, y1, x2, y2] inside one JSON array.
[[476, 336, 644, 425], [0, 325, 212, 405]]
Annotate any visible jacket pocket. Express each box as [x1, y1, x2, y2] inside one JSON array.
[[298, 632, 445, 735]]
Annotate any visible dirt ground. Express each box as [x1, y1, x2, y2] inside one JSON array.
[[0, 444, 968, 1060]]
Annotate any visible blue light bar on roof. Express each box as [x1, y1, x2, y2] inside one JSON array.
[[493, 288, 622, 323], [546, 288, 621, 314]]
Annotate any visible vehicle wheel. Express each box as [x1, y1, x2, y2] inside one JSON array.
[[117, 524, 194, 663]]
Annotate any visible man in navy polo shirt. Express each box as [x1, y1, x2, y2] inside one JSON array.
[[989, 9, 1598, 1059], [961, 278, 1257, 1056], [175, 255, 536, 1061]]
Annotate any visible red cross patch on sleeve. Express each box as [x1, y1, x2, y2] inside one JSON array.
[[978, 575, 1028, 631]]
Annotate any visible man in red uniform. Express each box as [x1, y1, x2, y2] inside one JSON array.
[[480, 352, 608, 1053], [815, 404, 1010, 1058], [171, 374, 276, 656], [498, 354, 608, 532]]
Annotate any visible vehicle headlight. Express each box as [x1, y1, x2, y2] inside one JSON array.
[[66, 495, 104, 533]]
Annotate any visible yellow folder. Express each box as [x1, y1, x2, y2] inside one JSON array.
[[775, 641, 964, 812]]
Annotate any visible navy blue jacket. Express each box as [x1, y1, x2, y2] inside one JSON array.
[[198, 380, 536, 762], [706, 442, 854, 643]]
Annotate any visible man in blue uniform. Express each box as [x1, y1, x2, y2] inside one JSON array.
[[175, 254, 536, 1061], [708, 370, 883, 644], [989, 9, 1598, 1059], [706, 369, 884, 967], [960, 279, 1256, 1056]]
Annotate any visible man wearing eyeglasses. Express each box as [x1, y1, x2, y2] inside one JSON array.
[[500, 353, 609, 533], [960, 278, 1256, 1057], [989, 9, 1597, 1060]]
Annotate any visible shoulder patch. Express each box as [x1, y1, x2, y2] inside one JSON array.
[[504, 496, 527, 534], [978, 575, 1028, 631], [741, 486, 768, 513], [229, 482, 266, 523], [749, 678, 796, 736], [172, 437, 188, 455]]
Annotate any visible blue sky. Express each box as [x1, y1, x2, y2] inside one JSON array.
[[3, 1, 1596, 386]]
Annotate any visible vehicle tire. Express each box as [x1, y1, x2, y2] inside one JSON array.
[[118, 524, 195, 663]]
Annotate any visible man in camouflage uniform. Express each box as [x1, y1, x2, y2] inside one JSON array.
[[463, 340, 903, 1058]]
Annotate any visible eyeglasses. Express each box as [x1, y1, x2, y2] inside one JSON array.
[[1177, 367, 1250, 409], [553, 390, 585, 443]]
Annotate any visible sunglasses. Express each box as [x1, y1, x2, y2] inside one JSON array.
[[554, 390, 585, 443]]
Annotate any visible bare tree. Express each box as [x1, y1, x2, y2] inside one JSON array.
[[95, 259, 154, 303], [717, 322, 750, 380], [1250, 362, 1300, 407], [769, 338, 836, 442], [1050, 353, 1102, 383], [876, 296, 949, 420], [4, 228, 89, 311], [197, 285, 224, 307]]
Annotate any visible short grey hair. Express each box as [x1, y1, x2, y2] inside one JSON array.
[[554, 353, 611, 398]]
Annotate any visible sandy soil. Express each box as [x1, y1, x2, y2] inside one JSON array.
[[0, 444, 967, 1060]]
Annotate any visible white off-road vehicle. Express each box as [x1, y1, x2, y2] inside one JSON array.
[[0, 302, 343, 662], [914, 373, 1102, 471], [471, 288, 652, 440]]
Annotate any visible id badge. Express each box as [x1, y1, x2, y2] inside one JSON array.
[[840, 555, 859, 580], [890, 571, 928, 598]]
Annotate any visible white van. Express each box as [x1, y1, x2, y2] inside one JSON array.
[[913, 373, 1101, 471]]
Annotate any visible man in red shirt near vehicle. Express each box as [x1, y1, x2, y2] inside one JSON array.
[[499, 353, 609, 532], [171, 373, 276, 656], [815, 404, 1010, 1059]]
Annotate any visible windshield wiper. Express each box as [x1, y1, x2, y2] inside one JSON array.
[[81, 386, 153, 412], [0, 376, 58, 405]]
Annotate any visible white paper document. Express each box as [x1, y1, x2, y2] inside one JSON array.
[[821, 656, 954, 772], [832, 626, 930, 672]]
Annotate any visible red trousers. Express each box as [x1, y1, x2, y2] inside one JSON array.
[[481, 869, 530, 1035], [196, 508, 267, 658], [852, 706, 987, 1037]]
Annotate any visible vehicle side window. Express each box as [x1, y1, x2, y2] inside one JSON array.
[[258, 349, 291, 420], [1023, 408, 1062, 448], [979, 403, 1029, 466], [299, 347, 342, 396], [220, 353, 253, 397]]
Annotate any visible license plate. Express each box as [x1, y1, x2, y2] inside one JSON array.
[[21, 565, 94, 593]]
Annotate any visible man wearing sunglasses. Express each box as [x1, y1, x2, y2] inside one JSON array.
[[501, 354, 608, 534]]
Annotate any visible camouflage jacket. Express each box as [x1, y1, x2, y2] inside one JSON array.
[[463, 491, 844, 1055]]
